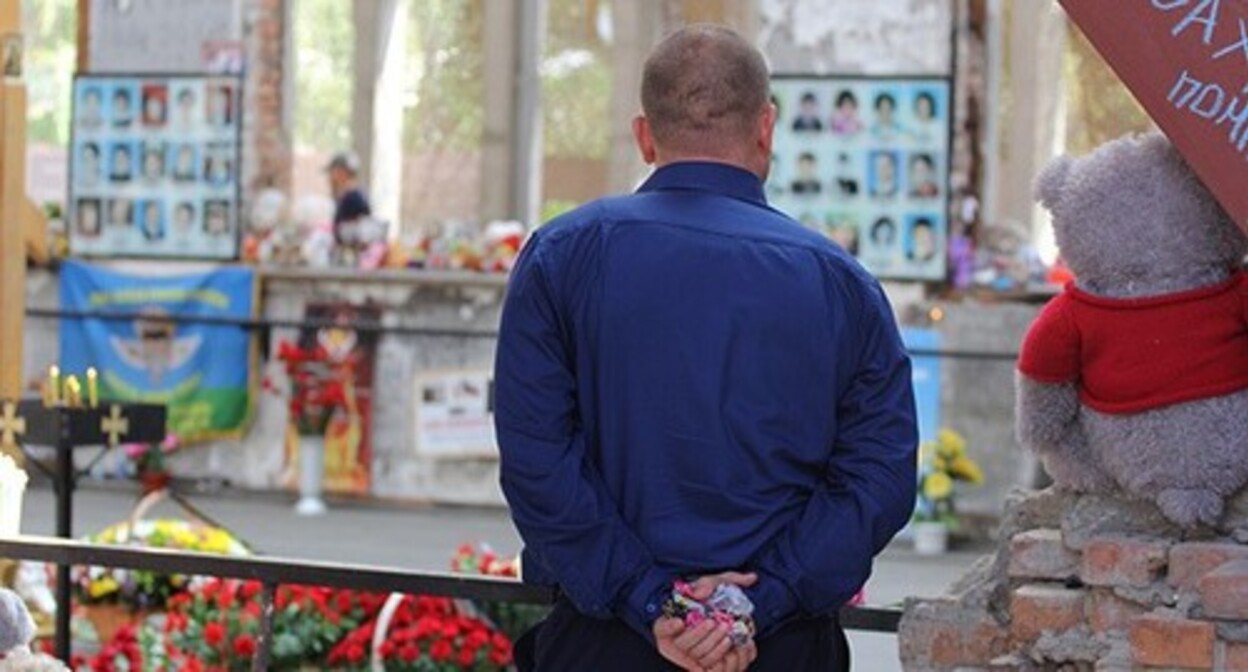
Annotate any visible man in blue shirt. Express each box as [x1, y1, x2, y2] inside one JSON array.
[[495, 25, 917, 672]]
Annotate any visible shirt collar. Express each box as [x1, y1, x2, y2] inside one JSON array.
[[637, 161, 768, 206]]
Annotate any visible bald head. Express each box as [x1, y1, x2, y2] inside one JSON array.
[[637, 25, 773, 166]]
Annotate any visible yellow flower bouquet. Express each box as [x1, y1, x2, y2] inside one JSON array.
[[915, 429, 984, 526], [74, 519, 250, 611]]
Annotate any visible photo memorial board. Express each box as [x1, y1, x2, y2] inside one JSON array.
[[769, 76, 953, 281], [68, 74, 243, 260]]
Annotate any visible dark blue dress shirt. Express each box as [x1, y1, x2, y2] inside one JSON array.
[[494, 161, 917, 642]]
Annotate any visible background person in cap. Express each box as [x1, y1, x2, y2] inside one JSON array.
[[325, 151, 372, 250]]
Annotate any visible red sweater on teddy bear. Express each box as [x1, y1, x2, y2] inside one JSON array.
[[1018, 270, 1248, 415]]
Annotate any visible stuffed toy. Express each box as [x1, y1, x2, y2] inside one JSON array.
[[1016, 132, 1248, 528]]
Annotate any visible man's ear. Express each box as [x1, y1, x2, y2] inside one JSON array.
[[633, 115, 658, 165], [758, 103, 777, 157]]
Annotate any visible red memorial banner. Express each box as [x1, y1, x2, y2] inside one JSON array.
[[1062, 0, 1248, 235]]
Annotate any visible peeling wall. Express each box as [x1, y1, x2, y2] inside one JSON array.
[[760, 0, 955, 75]]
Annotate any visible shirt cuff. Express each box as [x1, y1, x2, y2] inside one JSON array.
[[614, 566, 672, 645], [745, 569, 800, 638]]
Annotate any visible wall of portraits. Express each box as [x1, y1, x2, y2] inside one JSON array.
[[769, 76, 953, 281], [68, 74, 243, 260]]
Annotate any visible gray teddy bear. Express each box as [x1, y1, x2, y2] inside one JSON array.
[[1016, 132, 1248, 528]]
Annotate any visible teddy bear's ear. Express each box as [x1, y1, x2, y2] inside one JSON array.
[[1034, 155, 1073, 210]]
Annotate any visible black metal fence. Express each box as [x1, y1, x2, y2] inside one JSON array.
[[25, 307, 1021, 361], [0, 535, 902, 670]]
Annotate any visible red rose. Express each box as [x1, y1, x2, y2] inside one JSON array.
[[413, 616, 438, 639], [345, 643, 366, 664], [240, 581, 262, 600], [440, 620, 460, 639], [232, 634, 257, 657], [216, 586, 235, 610], [459, 645, 478, 667], [399, 643, 420, 663], [430, 638, 453, 662], [465, 628, 489, 648], [335, 591, 354, 613], [165, 612, 187, 633], [489, 640, 513, 666], [183, 656, 204, 672], [203, 621, 226, 647]]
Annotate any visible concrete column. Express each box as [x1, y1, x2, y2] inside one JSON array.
[[512, 0, 547, 226], [479, 0, 518, 221], [479, 0, 545, 224], [605, 1, 662, 195], [351, 0, 407, 227], [991, 2, 1066, 241]]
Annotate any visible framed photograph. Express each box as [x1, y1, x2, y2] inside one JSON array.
[[769, 75, 953, 282], [68, 73, 244, 260]]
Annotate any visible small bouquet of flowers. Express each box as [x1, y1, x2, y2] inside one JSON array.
[[915, 428, 984, 527], [663, 581, 756, 646], [75, 521, 249, 611], [122, 432, 180, 492], [271, 340, 355, 436], [450, 543, 547, 643]]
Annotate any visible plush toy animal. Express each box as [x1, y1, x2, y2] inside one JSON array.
[[1016, 132, 1248, 528]]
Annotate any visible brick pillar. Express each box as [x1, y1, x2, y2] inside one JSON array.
[[242, 0, 293, 205]]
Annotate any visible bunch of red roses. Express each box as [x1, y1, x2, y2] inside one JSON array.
[[270, 341, 356, 436], [161, 579, 383, 671], [82, 624, 145, 672], [326, 594, 513, 671]]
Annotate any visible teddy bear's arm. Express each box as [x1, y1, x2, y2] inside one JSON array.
[[1015, 374, 1079, 448], [1015, 375, 1112, 492]]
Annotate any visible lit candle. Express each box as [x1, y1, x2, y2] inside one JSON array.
[[63, 375, 82, 408], [48, 366, 61, 405], [86, 367, 99, 408]]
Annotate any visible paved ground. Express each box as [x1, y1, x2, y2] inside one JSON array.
[[20, 484, 990, 670]]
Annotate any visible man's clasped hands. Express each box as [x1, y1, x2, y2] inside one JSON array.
[[653, 571, 760, 672]]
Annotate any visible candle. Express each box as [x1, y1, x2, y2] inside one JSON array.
[[86, 368, 99, 408], [64, 376, 82, 408], [47, 366, 60, 405]]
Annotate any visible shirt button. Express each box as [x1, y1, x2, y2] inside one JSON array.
[[646, 604, 657, 613]]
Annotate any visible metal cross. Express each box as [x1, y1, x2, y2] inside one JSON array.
[[0, 401, 24, 449], [100, 404, 129, 447]]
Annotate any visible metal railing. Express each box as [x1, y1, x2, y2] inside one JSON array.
[[0, 535, 902, 670], [25, 307, 1021, 361]]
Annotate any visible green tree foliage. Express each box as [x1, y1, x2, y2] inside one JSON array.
[[1062, 24, 1154, 156], [294, 0, 354, 152], [542, 0, 612, 160], [403, 0, 484, 153], [22, 0, 77, 146]]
